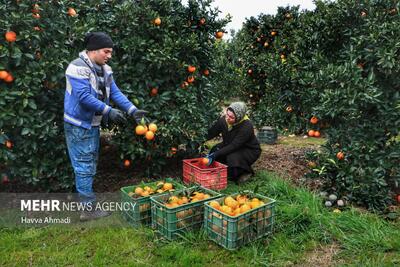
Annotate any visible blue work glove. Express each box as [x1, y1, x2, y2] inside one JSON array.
[[109, 108, 127, 124], [132, 109, 149, 124], [205, 153, 215, 166]]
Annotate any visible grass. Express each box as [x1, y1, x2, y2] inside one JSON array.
[[277, 135, 326, 148], [1, 172, 399, 266]]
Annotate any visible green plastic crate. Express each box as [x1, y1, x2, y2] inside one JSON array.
[[120, 178, 185, 227], [204, 191, 276, 250], [150, 186, 222, 240], [257, 126, 278, 144]]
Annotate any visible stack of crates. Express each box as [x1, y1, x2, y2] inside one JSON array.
[[120, 179, 185, 227], [182, 158, 228, 190], [150, 186, 222, 240], [204, 191, 276, 250]]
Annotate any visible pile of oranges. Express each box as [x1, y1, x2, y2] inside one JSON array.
[[308, 116, 321, 137], [129, 181, 174, 198], [163, 191, 211, 209], [208, 195, 266, 217], [135, 122, 157, 141]]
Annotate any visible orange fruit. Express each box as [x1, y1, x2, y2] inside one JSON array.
[[150, 87, 158, 96], [193, 192, 205, 200], [162, 182, 173, 191], [220, 205, 232, 215], [5, 31, 16, 42], [135, 125, 146, 135], [201, 157, 209, 165], [224, 196, 235, 206], [307, 161, 317, 168], [233, 207, 241, 216], [171, 147, 177, 154], [67, 7, 77, 17], [32, 4, 40, 13], [247, 69, 253, 75], [33, 26, 41, 31], [226, 199, 238, 210], [0, 70, 8, 80], [148, 123, 157, 133], [180, 196, 189, 204], [286, 106, 293, 112], [314, 130, 321, 137], [145, 130, 154, 141], [280, 54, 286, 59], [5, 140, 13, 149], [32, 13, 40, 19], [236, 195, 248, 205], [187, 76, 195, 83], [4, 74, 14, 83], [154, 17, 161, 26], [141, 191, 150, 197], [134, 187, 144, 195], [264, 42, 269, 47], [180, 81, 189, 89], [250, 200, 261, 209], [308, 130, 315, 137], [203, 69, 210, 76], [310, 116, 319, 124], [143, 186, 152, 192], [336, 151, 345, 160], [187, 65, 196, 73], [240, 204, 251, 214], [168, 196, 179, 204], [271, 31, 277, 36], [123, 159, 131, 167], [209, 201, 220, 209], [215, 31, 224, 39]]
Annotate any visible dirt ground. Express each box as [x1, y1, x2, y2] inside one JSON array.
[[253, 140, 322, 191]]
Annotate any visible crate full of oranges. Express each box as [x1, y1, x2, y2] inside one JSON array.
[[150, 186, 222, 240], [120, 179, 185, 227], [204, 191, 276, 250]]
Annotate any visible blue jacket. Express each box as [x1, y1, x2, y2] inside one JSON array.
[[64, 51, 137, 129]]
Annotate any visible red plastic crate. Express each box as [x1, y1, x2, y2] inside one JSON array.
[[182, 158, 228, 190]]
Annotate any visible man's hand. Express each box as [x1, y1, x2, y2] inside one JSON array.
[[109, 108, 127, 124], [132, 109, 149, 124]]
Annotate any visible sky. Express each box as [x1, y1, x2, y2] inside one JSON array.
[[182, 0, 316, 38]]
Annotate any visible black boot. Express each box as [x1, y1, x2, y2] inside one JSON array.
[[80, 207, 111, 222]]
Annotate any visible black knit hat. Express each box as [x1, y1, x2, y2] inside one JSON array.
[[84, 32, 114, 51]]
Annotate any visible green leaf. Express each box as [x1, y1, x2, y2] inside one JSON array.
[[21, 128, 30, 135]]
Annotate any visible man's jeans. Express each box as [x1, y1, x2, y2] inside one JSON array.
[[64, 122, 100, 204]]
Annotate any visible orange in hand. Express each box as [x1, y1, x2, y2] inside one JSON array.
[[135, 125, 147, 135], [145, 131, 154, 141], [148, 123, 157, 133], [201, 157, 209, 165]]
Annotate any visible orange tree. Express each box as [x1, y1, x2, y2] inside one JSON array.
[[108, 0, 229, 174], [0, 0, 228, 190], [235, 0, 399, 210], [233, 6, 317, 134]]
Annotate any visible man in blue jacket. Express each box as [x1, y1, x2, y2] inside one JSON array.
[[64, 32, 147, 221]]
